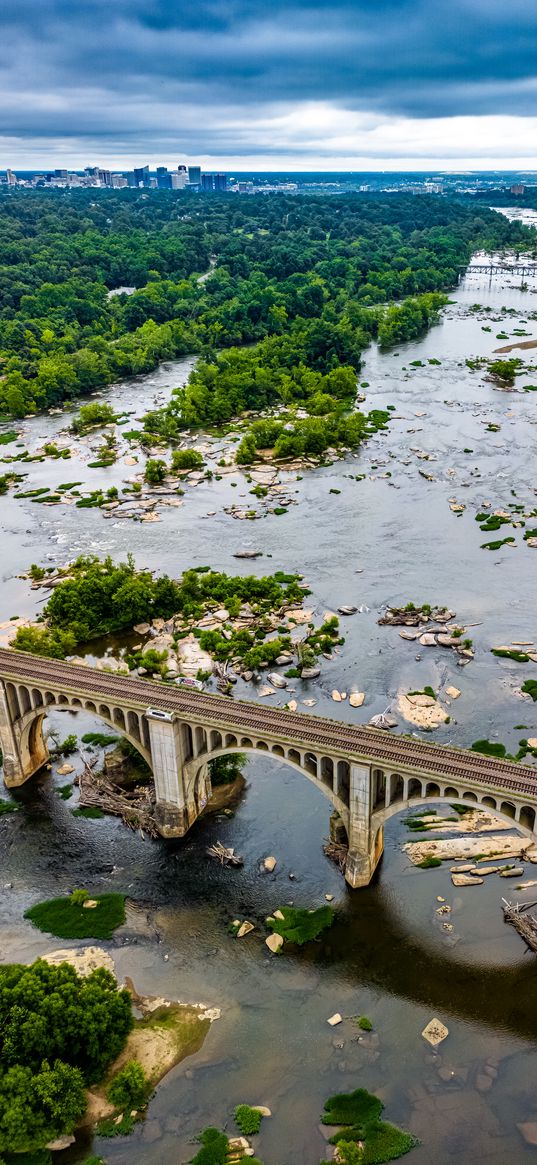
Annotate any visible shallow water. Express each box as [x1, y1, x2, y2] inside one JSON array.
[[2, 242, 537, 1163]]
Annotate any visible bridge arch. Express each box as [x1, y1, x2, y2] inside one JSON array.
[[374, 794, 537, 840], [16, 697, 151, 773], [184, 743, 350, 825]]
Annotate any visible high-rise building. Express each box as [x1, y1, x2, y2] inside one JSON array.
[[201, 173, 214, 192], [156, 166, 168, 176], [98, 169, 112, 186], [188, 165, 201, 185], [55, 168, 68, 179], [177, 164, 187, 174], [111, 174, 128, 188], [170, 171, 188, 189], [133, 165, 150, 188], [157, 173, 172, 189], [214, 173, 227, 192], [5, 169, 17, 186]]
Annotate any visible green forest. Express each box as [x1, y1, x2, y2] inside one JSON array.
[[0, 188, 531, 421]]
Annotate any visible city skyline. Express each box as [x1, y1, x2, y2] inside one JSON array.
[[1, 0, 536, 170]]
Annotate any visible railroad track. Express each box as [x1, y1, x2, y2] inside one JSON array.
[[1, 649, 537, 796]]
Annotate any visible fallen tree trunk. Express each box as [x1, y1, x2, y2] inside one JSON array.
[[502, 899, 537, 953]]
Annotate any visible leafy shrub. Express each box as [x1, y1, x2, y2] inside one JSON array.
[[171, 449, 204, 470], [107, 1061, 149, 1111], [234, 1105, 263, 1135], [191, 1128, 229, 1165]]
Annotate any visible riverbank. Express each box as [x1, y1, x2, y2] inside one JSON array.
[[40, 945, 219, 1130]]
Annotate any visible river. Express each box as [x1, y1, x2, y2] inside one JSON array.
[[2, 223, 537, 1164]]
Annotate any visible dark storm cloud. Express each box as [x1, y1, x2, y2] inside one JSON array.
[[1, 0, 536, 159]]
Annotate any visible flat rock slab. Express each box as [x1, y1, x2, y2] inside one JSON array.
[[518, 1123, 537, 1147], [422, 1018, 449, 1046], [237, 921, 255, 938], [327, 1013, 343, 1026], [500, 867, 524, 877], [451, 874, 484, 886], [265, 933, 283, 954]]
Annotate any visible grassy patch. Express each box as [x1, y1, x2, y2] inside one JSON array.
[[417, 856, 442, 869], [266, 904, 335, 945], [522, 680, 537, 701], [71, 806, 106, 819], [481, 537, 515, 550], [491, 647, 531, 662], [0, 800, 19, 814], [24, 892, 126, 939], [321, 1088, 418, 1163], [81, 732, 119, 746], [357, 1016, 373, 1032], [57, 783, 73, 800]]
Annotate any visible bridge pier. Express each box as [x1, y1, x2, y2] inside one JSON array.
[[147, 713, 204, 838], [345, 762, 384, 888]]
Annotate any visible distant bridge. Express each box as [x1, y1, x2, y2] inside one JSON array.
[[1, 649, 537, 887], [461, 263, 537, 277]]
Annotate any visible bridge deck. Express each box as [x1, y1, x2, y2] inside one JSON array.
[[2, 649, 537, 796]]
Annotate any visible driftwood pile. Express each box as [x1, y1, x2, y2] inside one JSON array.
[[206, 841, 244, 867], [323, 839, 348, 872], [502, 898, 537, 953], [79, 757, 159, 838]]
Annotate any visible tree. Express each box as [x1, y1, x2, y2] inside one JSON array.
[[171, 448, 204, 471], [144, 458, 167, 484], [0, 1060, 86, 1153], [106, 1061, 149, 1111], [0, 960, 133, 1084]]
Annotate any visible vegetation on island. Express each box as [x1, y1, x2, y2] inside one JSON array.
[[24, 890, 126, 940], [321, 1088, 418, 1164], [0, 959, 132, 1152], [13, 553, 305, 653], [234, 1105, 264, 1135], [0, 189, 531, 419], [266, 904, 335, 945]]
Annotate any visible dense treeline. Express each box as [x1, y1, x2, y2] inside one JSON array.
[[0, 188, 531, 418], [13, 555, 306, 655]]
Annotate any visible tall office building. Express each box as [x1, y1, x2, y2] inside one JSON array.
[[55, 168, 68, 179], [188, 165, 201, 185], [98, 169, 112, 186], [5, 169, 17, 186], [157, 173, 172, 189], [201, 173, 214, 192], [214, 173, 227, 192], [177, 164, 187, 174], [111, 174, 128, 188], [133, 165, 150, 188], [170, 171, 188, 189]]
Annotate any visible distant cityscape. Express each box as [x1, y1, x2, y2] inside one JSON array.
[[0, 163, 534, 197]]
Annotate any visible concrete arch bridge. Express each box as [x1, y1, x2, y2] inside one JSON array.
[[1, 648, 537, 888]]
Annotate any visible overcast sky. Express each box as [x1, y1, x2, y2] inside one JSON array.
[[2, 0, 537, 170]]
